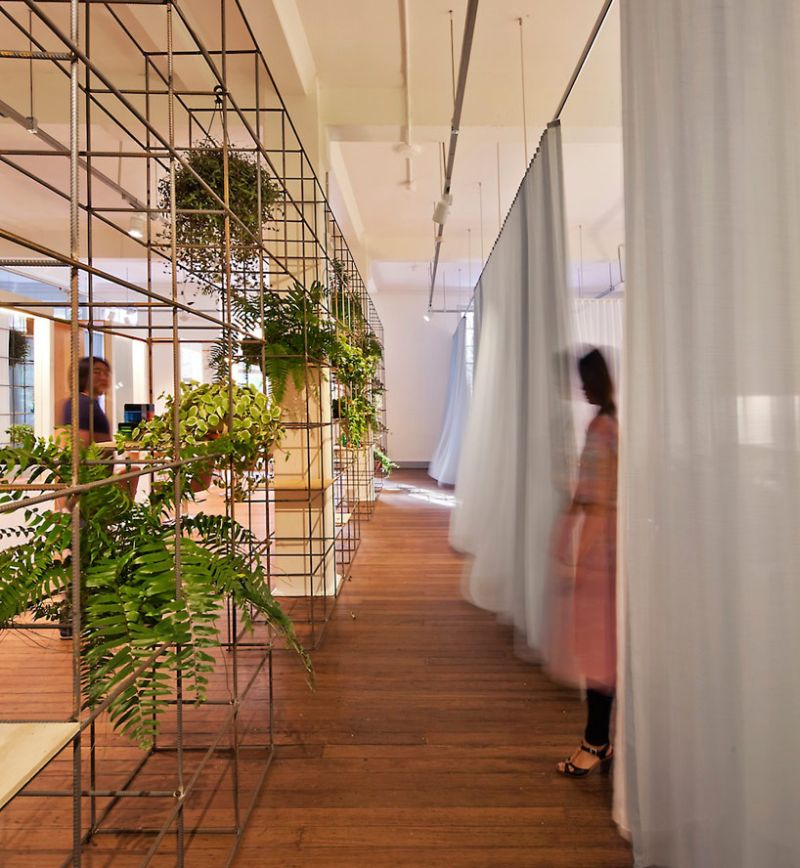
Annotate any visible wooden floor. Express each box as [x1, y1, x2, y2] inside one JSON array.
[[0, 470, 632, 867], [232, 470, 632, 867]]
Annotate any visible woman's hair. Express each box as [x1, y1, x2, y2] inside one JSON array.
[[77, 356, 110, 392], [578, 348, 616, 417]]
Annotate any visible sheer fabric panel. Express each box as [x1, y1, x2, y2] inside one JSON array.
[[573, 297, 625, 448], [451, 124, 575, 654], [620, 2, 800, 866], [429, 318, 470, 486]]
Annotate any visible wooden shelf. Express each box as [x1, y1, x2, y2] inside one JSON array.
[[0, 722, 79, 810]]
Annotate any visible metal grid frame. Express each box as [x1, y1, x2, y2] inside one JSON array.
[[0, 1, 384, 864]]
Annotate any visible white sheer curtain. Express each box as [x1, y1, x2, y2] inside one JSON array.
[[575, 298, 624, 364], [451, 123, 574, 654], [429, 317, 469, 486], [620, 3, 800, 866], [574, 297, 625, 447], [473, 283, 484, 361]]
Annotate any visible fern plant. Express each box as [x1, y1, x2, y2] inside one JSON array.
[[211, 280, 339, 404], [0, 425, 310, 748]]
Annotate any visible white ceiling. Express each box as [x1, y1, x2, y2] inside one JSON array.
[[293, 0, 624, 301], [0, 0, 624, 306]]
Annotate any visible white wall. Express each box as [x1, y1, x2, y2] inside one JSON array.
[[372, 291, 460, 464]]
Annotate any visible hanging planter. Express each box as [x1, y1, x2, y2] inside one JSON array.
[[158, 137, 281, 295]]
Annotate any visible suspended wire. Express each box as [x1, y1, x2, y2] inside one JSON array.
[[449, 9, 456, 108], [478, 181, 485, 264], [496, 142, 502, 232], [518, 17, 529, 166], [28, 9, 34, 122], [207, 84, 224, 140]]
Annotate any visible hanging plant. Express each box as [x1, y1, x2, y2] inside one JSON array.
[[158, 138, 281, 295], [0, 423, 310, 749]]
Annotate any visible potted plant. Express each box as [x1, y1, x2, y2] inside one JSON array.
[[210, 280, 338, 408], [374, 446, 398, 478], [123, 381, 284, 497], [0, 417, 309, 749]]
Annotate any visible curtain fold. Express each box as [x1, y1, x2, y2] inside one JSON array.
[[573, 298, 626, 448], [451, 124, 575, 654], [620, 2, 800, 866], [429, 317, 469, 486]]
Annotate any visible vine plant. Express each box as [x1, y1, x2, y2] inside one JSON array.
[[159, 137, 281, 296]]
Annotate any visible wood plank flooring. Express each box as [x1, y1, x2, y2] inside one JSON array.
[[0, 470, 632, 866], [231, 470, 632, 867]]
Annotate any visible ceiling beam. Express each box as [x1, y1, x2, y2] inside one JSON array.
[[238, 0, 316, 96], [328, 141, 366, 247]]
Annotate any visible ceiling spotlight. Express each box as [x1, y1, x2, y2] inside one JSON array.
[[128, 213, 146, 240], [432, 193, 452, 225], [25, 116, 38, 135], [423, 313, 431, 323]]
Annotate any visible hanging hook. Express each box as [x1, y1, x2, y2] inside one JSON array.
[[207, 85, 225, 141]]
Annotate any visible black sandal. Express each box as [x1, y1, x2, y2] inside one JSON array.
[[558, 741, 614, 778]]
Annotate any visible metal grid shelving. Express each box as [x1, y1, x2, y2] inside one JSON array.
[[0, 1, 385, 864]]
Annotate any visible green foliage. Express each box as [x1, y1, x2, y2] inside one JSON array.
[[374, 446, 398, 477], [0, 423, 310, 749], [159, 138, 280, 295], [329, 260, 365, 330], [212, 280, 339, 404], [122, 381, 284, 498], [330, 335, 384, 448]]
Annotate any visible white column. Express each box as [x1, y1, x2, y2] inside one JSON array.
[[33, 317, 53, 438]]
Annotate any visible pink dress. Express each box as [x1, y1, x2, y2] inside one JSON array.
[[572, 413, 618, 691]]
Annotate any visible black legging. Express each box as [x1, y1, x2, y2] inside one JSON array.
[[585, 688, 614, 746]]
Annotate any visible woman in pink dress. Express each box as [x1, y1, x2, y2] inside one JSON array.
[[557, 348, 618, 777]]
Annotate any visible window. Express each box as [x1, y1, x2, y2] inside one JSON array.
[[464, 310, 475, 393], [0, 313, 34, 442]]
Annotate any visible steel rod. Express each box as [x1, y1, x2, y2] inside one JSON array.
[[428, 0, 480, 308], [552, 0, 615, 122]]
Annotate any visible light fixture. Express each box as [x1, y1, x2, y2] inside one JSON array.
[[432, 193, 452, 225], [423, 313, 431, 322], [393, 142, 421, 158], [25, 13, 38, 137], [128, 213, 146, 240]]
